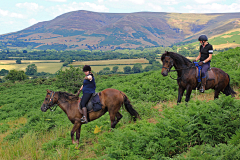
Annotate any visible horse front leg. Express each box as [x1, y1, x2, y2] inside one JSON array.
[[185, 85, 193, 102], [71, 121, 81, 144], [76, 124, 82, 145], [177, 86, 185, 104]]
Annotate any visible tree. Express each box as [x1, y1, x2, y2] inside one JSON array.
[[132, 63, 142, 73], [103, 67, 110, 71], [123, 66, 131, 74], [54, 65, 85, 93], [5, 70, 27, 82], [25, 64, 37, 75], [16, 59, 21, 64], [112, 66, 119, 73], [0, 69, 9, 76]]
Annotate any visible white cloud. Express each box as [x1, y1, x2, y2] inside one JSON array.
[[29, 18, 40, 25], [163, 0, 179, 5], [129, 0, 145, 5], [194, 0, 222, 4], [0, 9, 25, 18], [0, 9, 8, 16], [46, 0, 67, 2], [184, 3, 240, 13], [47, 2, 109, 17], [148, 3, 162, 11], [16, 2, 44, 11]]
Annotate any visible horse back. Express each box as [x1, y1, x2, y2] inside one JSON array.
[[99, 88, 124, 108]]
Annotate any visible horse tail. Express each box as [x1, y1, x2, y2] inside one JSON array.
[[120, 92, 140, 121], [223, 74, 236, 97]]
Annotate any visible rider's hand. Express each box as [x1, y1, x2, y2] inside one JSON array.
[[198, 61, 203, 66], [80, 85, 83, 91]]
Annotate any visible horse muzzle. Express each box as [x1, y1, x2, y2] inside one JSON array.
[[161, 70, 168, 76], [41, 104, 48, 112]]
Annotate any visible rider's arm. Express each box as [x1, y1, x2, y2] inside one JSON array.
[[84, 75, 92, 81], [203, 54, 212, 63], [195, 52, 201, 61]]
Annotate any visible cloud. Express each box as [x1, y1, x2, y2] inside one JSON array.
[[0, 9, 25, 18], [129, 0, 145, 5], [46, 0, 67, 2], [47, 2, 109, 17], [0, 9, 8, 16], [16, 2, 44, 11], [163, 0, 179, 5], [148, 3, 162, 11], [29, 18, 40, 25], [194, 0, 222, 4], [184, 3, 240, 13]]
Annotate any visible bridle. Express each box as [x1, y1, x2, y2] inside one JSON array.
[[162, 56, 195, 80], [45, 91, 58, 111]]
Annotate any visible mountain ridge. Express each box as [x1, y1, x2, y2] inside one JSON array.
[[0, 10, 240, 50]]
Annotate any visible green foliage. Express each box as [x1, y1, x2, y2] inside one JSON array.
[[25, 64, 37, 75], [94, 96, 240, 159], [5, 70, 27, 82], [123, 66, 132, 74], [54, 65, 85, 93], [132, 63, 142, 73]]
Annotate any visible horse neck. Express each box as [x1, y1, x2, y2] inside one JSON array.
[[173, 61, 191, 76], [56, 92, 69, 114]]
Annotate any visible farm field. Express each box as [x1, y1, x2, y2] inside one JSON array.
[[63, 64, 151, 72], [71, 58, 149, 65], [0, 60, 62, 74]]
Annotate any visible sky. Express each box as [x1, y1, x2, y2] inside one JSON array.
[[0, 0, 239, 35]]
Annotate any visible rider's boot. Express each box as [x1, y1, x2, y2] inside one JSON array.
[[200, 77, 206, 93], [81, 107, 88, 124]]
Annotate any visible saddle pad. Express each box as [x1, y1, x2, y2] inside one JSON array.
[[79, 93, 102, 112]]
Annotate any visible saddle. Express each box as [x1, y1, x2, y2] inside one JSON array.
[[78, 93, 103, 114], [195, 67, 215, 82]]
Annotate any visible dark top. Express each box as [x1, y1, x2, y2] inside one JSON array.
[[82, 74, 96, 94], [199, 43, 213, 62]]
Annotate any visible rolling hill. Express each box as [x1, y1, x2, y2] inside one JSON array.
[[0, 10, 240, 50]]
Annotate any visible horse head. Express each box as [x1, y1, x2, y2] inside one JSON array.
[[161, 51, 174, 76], [41, 89, 58, 112]]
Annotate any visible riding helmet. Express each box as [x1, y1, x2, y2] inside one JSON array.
[[198, 35, 208, 41], [83, 65, 91, 72]]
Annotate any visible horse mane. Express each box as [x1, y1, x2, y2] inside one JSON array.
[[58, 91, 79, 102], [161, 51, 192, 66]]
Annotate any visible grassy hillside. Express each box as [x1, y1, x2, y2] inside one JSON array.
[[0, 48, 239, 159]]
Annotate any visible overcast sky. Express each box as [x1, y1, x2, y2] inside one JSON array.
[[0, 0, 239, 35]]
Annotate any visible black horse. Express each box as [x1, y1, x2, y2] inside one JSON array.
[[161, 51, 236, 103]]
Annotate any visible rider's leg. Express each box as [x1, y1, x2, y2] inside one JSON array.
[[80, 93, 92, 123], [200, 62, 210, 93]]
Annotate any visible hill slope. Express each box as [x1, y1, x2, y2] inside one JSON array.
[[0, 11, 240, 50]]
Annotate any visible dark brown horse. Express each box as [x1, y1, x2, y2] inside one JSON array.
[[161, 51, 236, 103], [41, 88, 140, 144]]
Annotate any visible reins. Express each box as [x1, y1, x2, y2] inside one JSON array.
[[162, 60, 195, 80]]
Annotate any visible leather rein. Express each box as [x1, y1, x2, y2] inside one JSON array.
[[162, 56, 195, 80]]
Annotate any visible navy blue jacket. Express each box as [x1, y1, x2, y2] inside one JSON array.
[[82, 74, 96, 93]]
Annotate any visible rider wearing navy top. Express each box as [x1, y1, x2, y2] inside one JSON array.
[[193, 35, 213, 93], [79, 65, 96, 124]]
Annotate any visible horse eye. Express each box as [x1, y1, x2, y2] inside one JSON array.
[[45, 98, 48, 100]]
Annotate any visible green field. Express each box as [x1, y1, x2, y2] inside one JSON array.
[[0, 60, 62, 74], [0, 59, 150, 73]]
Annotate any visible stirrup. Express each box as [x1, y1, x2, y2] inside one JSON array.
[[80, 116, 88, 124], [199, 86, 205, 93]]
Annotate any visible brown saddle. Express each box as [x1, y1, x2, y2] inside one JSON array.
[[195, 68, 215, 81]]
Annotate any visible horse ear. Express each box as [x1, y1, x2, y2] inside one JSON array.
[[46, 89, 51, 93]]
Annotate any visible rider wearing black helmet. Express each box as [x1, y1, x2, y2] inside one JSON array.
[[193, 35, 213, 93], [79, 65, 96, 123]]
